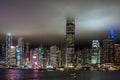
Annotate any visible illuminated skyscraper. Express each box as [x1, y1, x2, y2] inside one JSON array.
[[6, 33, 12, 66], [32, 48, 39, 69], [102, 27, 116, 63], [81, 48, 90, 64], [18, 37, 24, 65], [50, 45, 59, 67], [91, 40, 101, 64], [25, 42, 29, 59], [2, 44, 5, 57], [102, 39, 114, 63], [65, 17, 75, 67], [10, 46, 16, 66], [24, 43, 29, 66], [16, 46, 21, 66], [114, 44, 120, 65], [38, 48, 43, 67]]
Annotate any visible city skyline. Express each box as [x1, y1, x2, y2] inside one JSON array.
[[0, 1, 120, 80], [0, 0, 120, 47]]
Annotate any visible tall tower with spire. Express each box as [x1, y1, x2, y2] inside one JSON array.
[[102, 27, 116, 63], [65, 17, 75, 67]]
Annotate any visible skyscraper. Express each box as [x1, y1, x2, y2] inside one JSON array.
[[50, 45, 59, 68], [10, 46, 16, 66], [102, 28, 116, 63], [2, 44, 5, 58], [91, 40, 101, 64], [102, 39, 114, 63], [114, 44, 120, 65], [38, 48, 43, 68], [81, 48, 90, 65], [25, 42, 29, 58], [65, 17, 75, 67], [6, 33, 12, 66], [18, 37, 24, 65], [16, 46, 21, 66]]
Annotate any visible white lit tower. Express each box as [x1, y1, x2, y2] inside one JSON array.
[[18, 37, 24, 65], [91, 40, 101, 64], [65, 17, 75, 67], [6, 33, 12, 66]]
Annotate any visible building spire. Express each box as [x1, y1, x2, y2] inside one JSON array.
[[108, 26, 116, 41]]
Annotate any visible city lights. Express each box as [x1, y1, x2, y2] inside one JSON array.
[[7, 33, 11, 36], [33, 56, 37, 59], [0, 16, 119, 71], [34, 62, 38, 65], [11, 46, 15, 49]]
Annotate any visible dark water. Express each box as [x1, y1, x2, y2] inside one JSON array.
[[0, 69, 120, 80]]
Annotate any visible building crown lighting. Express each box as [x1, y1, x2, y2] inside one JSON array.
[[7, 33, 11, 36]]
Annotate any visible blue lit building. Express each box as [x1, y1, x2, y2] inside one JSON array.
[[16, 46, 21, 66], [102, 27, 116, 63]]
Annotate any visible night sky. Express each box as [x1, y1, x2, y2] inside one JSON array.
[[0, 0, 120, 48]]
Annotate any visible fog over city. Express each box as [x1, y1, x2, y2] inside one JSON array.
[[0, 0, 120, 46]]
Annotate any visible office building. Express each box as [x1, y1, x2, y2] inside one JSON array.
[[91, 40, 101, 64], [10, 46, 16, 67], [65, 17, 75, 67], [114, 44, 120, 65], [6, 33, 12, 66], [18, 37, 24, 65]]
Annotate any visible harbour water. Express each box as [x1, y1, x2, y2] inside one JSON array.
[[0, 69, 120, 80]]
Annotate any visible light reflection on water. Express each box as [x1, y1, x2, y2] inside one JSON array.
[[0, 69, 120, 80], [4, 69, 23, 80]]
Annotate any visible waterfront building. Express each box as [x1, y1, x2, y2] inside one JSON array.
[[6, 33, 12, 66], [16, 46, 21, 66], [114, 44, 120, 65], [25, 43, 29, 60], [38, 48, 44, 68], [10, 46, 16, 67], [2, 44, 5, 58], [91, 40, 101, 64], [24, 43, 30, 66], [65, 17, 75, 67], [18, 37, 24, 65], [61, 44, 66, 67], [32, 48, 39, 69], [81, 48, 90, 65], [57, 49, 62, 67], [42, 48, 49, 67], [49, 45, 59, 68], [76, 49, 82, 65], [102, 28, 116, 64], [102, 39, 114, 63]]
